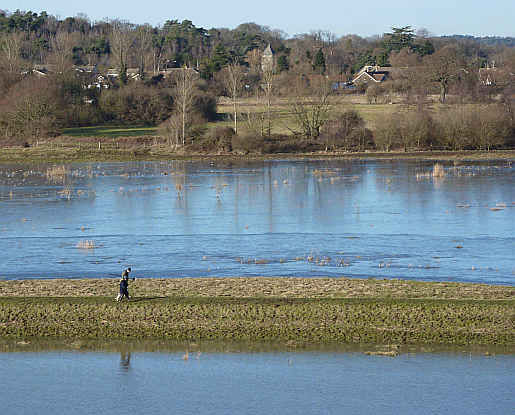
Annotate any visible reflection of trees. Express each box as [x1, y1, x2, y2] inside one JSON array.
[[172, 163, 186, 196], [120, 350, 131, 371]]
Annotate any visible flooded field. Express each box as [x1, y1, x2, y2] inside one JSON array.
[[0, 158, 514, 284], [2, 158, 514, 413], [1, 339, 514, 415]]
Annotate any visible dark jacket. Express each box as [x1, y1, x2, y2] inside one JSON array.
[[119, 278, 129, 295]]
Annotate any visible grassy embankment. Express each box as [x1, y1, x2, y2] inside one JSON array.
[[1, 277, 514, 346]]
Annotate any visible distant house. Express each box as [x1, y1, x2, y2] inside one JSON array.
[[106, 68, 142, 81], [160, 67, 199, 79], [75, 65, 98, 75], [127, 68, 141, 81], [107, 68, 119, 77], [326, 74, 353, 90], [352, 65, 392, 85], [478, 65, 514, 86], [261, 44, 277, 72], [31, 64, 55, 76]]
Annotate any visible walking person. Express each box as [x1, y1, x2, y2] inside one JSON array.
[[116, 268, 132, 302]]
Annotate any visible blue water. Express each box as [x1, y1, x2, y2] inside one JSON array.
[[1, 341, 514, 415], [1, 159, 514, 284]]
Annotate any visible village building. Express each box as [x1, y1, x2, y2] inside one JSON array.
[[261, 44, 277, 72], [478, 64, 514, 86], [351, 65, 392, 85]]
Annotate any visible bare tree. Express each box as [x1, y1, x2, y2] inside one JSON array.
[[261, 69, 279, 138], [49, 31, 81, 71], [109, 20, 135, 72], [173, 66, 198, 145], [245, 48, 261, 71], [0, 31, 26, 72], [423, 45, 463, 103], [288, 77, 334, 140], [222, 63, 245, 133], [135, 24, 154, 78]]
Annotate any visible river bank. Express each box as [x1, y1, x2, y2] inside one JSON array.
[[1, 277, 513, 346], [1, 137, 515, 163]]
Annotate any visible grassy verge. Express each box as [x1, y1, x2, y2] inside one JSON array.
[[64, 125, 159, 138], [1, 277, 513, 346], [2, 138, 515, 164]]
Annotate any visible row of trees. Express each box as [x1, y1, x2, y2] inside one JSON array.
[[2, 10, 515, 78], [2, 62, 515, 153], [1, 10, 515, 152]]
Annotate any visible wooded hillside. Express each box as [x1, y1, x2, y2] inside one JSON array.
[[1, 10, 515, 154]]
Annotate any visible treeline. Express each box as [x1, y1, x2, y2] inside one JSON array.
[[3, 11, 515, 81], [1, 10, 515, 153]]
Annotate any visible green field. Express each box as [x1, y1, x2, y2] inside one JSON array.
[[63, 125, 159, 138]]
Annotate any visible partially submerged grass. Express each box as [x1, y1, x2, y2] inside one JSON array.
[[0, 277, 513, 345]]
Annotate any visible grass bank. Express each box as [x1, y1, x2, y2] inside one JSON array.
[[1, 277, 513, 346], [2, 136, 515, 164]]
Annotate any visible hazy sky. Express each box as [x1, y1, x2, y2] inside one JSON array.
[[5, 0, 515, 38]]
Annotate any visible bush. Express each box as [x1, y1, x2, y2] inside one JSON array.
[[262, 136, 321, 154], [158, 113, 207, 148], [0, 76, 62, 140], [373, 113, 399, 152], [365, 83, 386, 103], [63, 104, 103, 127], [187, 126, 235, 153], [396, 109, 434, 150], [433, 106, 475, 150], [99, 83, 173, 125], [470, 105, 513, 150], [320, 110, 372, 151], [194, 88, 218, 121], [232, 132, 266, 154]]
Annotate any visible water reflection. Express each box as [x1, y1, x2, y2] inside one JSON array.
[[1, 339, 514, 415], [120, 350, 131, 371], [1, 159, 514, 284]]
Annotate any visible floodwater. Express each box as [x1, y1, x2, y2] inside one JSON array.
[[2, 159, 515, 413], [1, 158, 514, 284], [1, 339, 514, 415]]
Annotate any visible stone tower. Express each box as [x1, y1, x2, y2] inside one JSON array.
[[261, 44, 277, 72]]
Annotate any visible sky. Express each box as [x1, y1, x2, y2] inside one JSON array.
[[5, 0, 515, 38]]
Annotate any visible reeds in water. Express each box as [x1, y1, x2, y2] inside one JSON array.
[[46, 164, 70, 181], [416, 163, 445, 180], [432, 163, 445, 178], [76, 240, 96, 249]]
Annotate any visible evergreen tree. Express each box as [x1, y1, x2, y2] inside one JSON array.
[[277, 55, 289, 73], [119, 63, 128, 85], [313, 48, 326, 74]]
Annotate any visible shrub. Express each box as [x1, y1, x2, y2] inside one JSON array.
[[262, 136, 321, 154], [320, 110, 372, 151], [433, 106, 476, 150], [396, 109, 434, 150], [0, 76, 62, 140], [373, 113, 399, 151], [63, 104, 103, 127], [99, 83, 173, 125], [432, 105, 514, 151], [470, 105, 513, 150], [187, 126, 235, 153], [158, 113, 207, 148], [365, 83, 386, 103], [232, 132, 266, 154]]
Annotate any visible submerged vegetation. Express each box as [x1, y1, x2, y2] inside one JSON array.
[[0, 277, 513, 346]]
